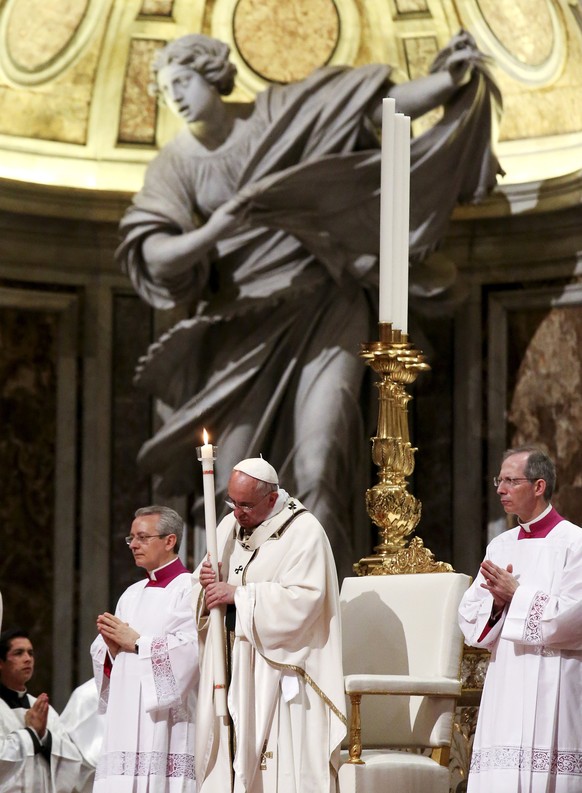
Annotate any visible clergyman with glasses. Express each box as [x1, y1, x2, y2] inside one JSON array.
[[192, 457, 346, 793], [459, 445, 582, 793], [90, 506, 199, 792]]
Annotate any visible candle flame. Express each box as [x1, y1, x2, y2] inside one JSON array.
[[203, 428, 209, 445]]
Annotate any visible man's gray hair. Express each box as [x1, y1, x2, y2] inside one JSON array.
[[254, 480, 278, 499], [503, 445, 556, 501], [134, 505, 185, 550]]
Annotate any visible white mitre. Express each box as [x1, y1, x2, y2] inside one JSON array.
[[233, 457, 279, 484]]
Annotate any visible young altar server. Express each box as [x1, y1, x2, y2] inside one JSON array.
[[0, 627, 90, 793]]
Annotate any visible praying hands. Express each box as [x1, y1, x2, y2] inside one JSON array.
[[480, 560, 519, 611], [97, 612, 140, 657]]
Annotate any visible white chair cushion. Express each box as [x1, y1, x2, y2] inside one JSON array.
[[339, 749, 450, 793], [344, 674, 461, 697]]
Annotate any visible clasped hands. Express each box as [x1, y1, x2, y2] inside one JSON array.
[[480, 560, 519, 613], [25, 692, 49, 738], [97, 613, 140, 658], [200, 559, 237, 610]]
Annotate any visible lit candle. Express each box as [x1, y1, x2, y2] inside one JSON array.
[[200, 433, 213, 460], [379, 97, 396, 323], [197, 429, 228, 717]]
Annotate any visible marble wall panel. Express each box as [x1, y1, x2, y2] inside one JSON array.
[[118, 38, 164, 146], [477, 0, 554, 66], [5, 0, 89, 72], [508, 304, 582, 523], [0, 3, 106, 143], [109, 292, 154, 608], [0, 307, 57, 696], [409, 313, 455, 566], [139, 0, 174, 15], [233, 0, 340, 82], [395, 0, 430, 15]]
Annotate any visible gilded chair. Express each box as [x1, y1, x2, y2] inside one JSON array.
[[338, 572, 471, 793]]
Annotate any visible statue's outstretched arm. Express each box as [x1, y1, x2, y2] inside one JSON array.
[[370, 30, 491, 124]]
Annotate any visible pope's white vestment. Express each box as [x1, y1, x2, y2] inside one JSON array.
[[193, 495, 347, 793], [459, 508, 582, 793], [0, 694, 88, 793], [91, 558, 198, 792]]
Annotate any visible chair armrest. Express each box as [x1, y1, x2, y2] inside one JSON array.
[[344, 674, 461, 697]]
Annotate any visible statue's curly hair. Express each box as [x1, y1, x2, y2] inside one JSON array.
[[149, 34, 237, 97]]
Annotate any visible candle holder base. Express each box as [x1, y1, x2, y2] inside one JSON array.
[[355, 322, 453, 576], [354, 537, 453, 576]]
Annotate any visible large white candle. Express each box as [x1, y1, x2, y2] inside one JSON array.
[[379, 97, 396, 323], [400, 114, 411, 334], [391, 114, 411, 333], [198, 429, 228, 717]]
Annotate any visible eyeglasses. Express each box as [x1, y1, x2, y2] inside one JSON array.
[[225, 491, 272, 513], [493, 477, 536, 488], [124, 533, 168, 546]]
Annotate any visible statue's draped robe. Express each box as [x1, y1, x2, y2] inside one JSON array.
[[118, 53, 501, 578], [192, 497, 346, 792], [459, 511, 582, 793]]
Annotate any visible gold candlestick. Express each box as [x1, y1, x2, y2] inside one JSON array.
[[354, 322, 453, 576]]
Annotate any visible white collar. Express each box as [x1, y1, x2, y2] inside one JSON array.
[[518, 502, 552, 533], [262, 488, 290, 522], [148, 556, 178, 581]]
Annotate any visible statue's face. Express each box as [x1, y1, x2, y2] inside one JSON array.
[[157, 63, 216, 123]]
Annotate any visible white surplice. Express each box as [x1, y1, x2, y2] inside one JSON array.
[[193, 495, 346, 793], [59, 679, 106, 793], [0, 695, 88, 793], [459, 512, 582, 793], [90, 561, 198, 792]]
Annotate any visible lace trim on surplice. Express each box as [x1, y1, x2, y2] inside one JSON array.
[[471, 746, 582, 776], [95, 750, 195, 780], [151, 636, 188, 722], [523, 591, 550, 644]]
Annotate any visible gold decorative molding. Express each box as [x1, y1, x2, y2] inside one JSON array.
[[0, 176, 131, 222], [452, 166, 582, 217]]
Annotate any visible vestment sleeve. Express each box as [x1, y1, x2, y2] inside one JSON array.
[[137, 582, 199, 714], [89, 634, 110, 714], [502, 541, 582, 650], [458, 552, 505, 648], [0, 711, 35, 790]]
